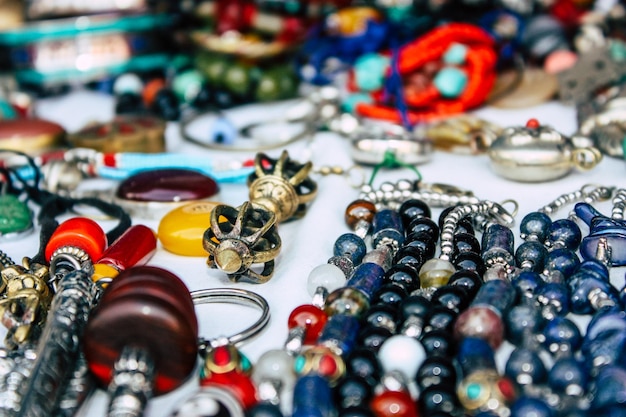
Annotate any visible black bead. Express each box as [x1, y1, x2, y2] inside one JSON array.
[[357, 325, 393, 353], [337, 405, 376, 417], [398, 199, 431, 228], [453, 232, 481, 257], [405, 232, 437, 259], [345, 347, 382, 387], [334, 375, 374, 410], [407, 217, 440, 242], [393, 246, 426, 271], [115, 92, 144, 115], [191, 84, 213, 108], [420, 329, 456, 357], [363, 304, 398, 333], [425, 305, 457, 333], [418, 384, 462, 415], [448, 270, 482, 299], [416, 355, 457, 389], [399, 295, 433, 322], [453, 251, 487, 276], [150, 88, 180, 120], [431, 286, 471, 313], [245, 402, 284, 417], [372, 283, 409, 307], [384, 265, 420, 294]]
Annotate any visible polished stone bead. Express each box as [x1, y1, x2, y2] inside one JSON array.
[[547, 219, 582, 250], [443, 43, 468, 64], [457, 337, 496, 375], [542, 317, 582, 355], [354, 53, 390, 91], [544, 248, 580, 280], [116, 168, 219, 202], [505, 347, 547, 386], [481, 224, 515, 266], [372, 209, 405, 248], [515, 240, 548, 272], [345, 347, 382, 388], [416, 356, 457, 389], [307, 263, 346, 296], [405, 232, 437, 259], [407, 217, 440, 242], [511, 270, 544, 300], [536, 282, 570, 317], [334, 233, 367, 265], [419, 258, 456, 288], [420, 329, 456, 357], [345, 200, 377, 233], [393, 246, 425, 271], [364, 304, 398, 333], [400, 295, 432, 322], [431, 286, 471, 313], [371, 284, 408, 307], [454, 306, 505, 350], [448, 269, 482, 299], [288, 305, 328, 345], [578, 259, 610, 281], [453, 232, 481, 257], [398, 199, 431, 228], [505, 304, 544, 346], [325, 287, 370, 318], [383, 264, 420, 293], [426, 306, 458, 333], [510, 396, 554, 417], [378, 334, 426, 381], [292, 374, 335, 417], [357, 325, 393, 353], [471, 279, 516, 315], [453, 252, 487, 276], [582, 310, 626, 371], [361, 247, 393, 271], [520, 211, 552, 242], [548, 356, 588, 395], [589, 365, 626, 412], [334, 375, 373, 410], [418, 383, 462, 415], [246, 402, 284, 417], [371, 389, 419, 417], [434, 67, 468, 98], [346, 263, 385, 299]]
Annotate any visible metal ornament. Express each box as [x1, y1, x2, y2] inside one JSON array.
[[488, 119, 603, 182], [422, 115, 502, 154]]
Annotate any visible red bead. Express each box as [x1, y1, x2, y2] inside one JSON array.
[[201, 371, 258, 409], [213, 345, 232, 367], [525, 118, 540, 129], [287, 304, 328, 345], [115, 168, 219, 202], [370, 389, 419, 417], [453, 306, 505, 350], [95, 225, 157, 270], [44, 217, 107, 262]]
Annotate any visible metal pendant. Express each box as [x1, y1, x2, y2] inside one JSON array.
[[487, 119, 602, 182]]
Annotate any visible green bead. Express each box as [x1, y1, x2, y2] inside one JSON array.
[[172, 69, 205, 103], [610, 40, 626, 62], [443, 43, 468, 65], [354, 53, 390, 92], [433, 67, 468, 98], [0, 100, 17, 119], [223, 63, 252, 96], [341, 93, 373, 114], [386, 5, 413, 23], [0, 194, 33, 237], [255, 67, 298, 101], [196, 54, 227, 86]]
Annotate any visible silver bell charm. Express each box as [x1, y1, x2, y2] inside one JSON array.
[[488, 118, 602, 182]]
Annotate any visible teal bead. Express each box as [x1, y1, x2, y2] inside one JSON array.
[[610, 41, 626, 62], [354, 53, 390, 92], [172, 69, 205, 103], [443, 43, 468, 65], [341, 93, 373, 114], [0, 100, 17, 119], [433, 67, 468, 98]]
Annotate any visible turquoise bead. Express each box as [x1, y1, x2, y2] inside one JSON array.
[[354, 53, 390, 92], [0, 100, 17, 119], [443, 43, 468, 65], [172, 69, 205, 103], [341, 93, 373, 113], [433, 67, 468, 98]]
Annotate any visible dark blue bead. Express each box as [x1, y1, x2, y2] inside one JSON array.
[[548, 356, 589, 395], [547, 218, 582, 250], [371, 284, 408, 307], [425, 306, 457, 333], [383, 264, 420, 293], [511, 270, 544, 300], [505, 347, 548, 386], [363, 304, 398, 332], [576, 202, 626, 267], [457, 337, 496, 375], [481, 223, 515, 265], [577, 259, 610, 281], [453, 232, 481, 257], [471, 279, 516, 315], [536, 282, 570, 316], [372, 209, 404, 248], [589, 365, 626, 411], [398, 199, 431, 228], [448, 269, 483, 299], [569, 276, 621, 315], [510, 396, 555, 417], [453, 251, 487, 276], [345, 347, 382, 387], [520, 211, 552, 242], [317, 314, 360, 356], [407, 217, 439, 241], [405, 232, 437, 259], [334, 233, 367, 265], [515, 240, 548, 272], [505, 304, 545, 345], [542, 316, 582, 354], [293, 374, 335, 417], [544, 248, 580, 280], [346, 263, 385, 299], [582, 311, 626, 371]]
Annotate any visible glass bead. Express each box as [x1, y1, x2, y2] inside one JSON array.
[[346, 263, 385, 299], [364, 304, 398, 333], [357, 325, 393, 353], [471, 279, 516, 316], [510, 396, 554, 417], [425, 306, 457, 333], [334, 375, 373, 409], [370, 389, 418, 417], [372, 209, 405, 249], [209, 117, 237, 145], [505, 347, 547, 386], [95, 225, 156, 277], [547, 219, 582, 250], [515, 241, 548, 272], [419, 258, 456, 288], [454, 306, 505, 349], [542, 317, 582, 355], [361, 247, 393, 271], [453, 252, 487, 277], [317, 314, 360, 356], [354, 53, 390, 91], [246, 402, 284, 417], [325, 287, 370, 318], [511, 270, 544, 300], [405, 233, 437, 261], [393, 246, 425, 270], [292, 374, 335, 417], [252, 349, 296, 406], [416, 356, 457, 390], [481, 224, 515, 266], [453, 232, 481, 257], [519, 212, 552, 242], [548, 356, 588, 396], [578, 259, 610, 281], [307, 264, 347, 297], [345, 199, 376, 234], [371, 284, 409, 307], [418, 384, 462, 416], [448, 270, 483, 299], [288, 305, 328, 345], [334, 233, 367, 265], [505, 304, 545, 346], [383, 265, 420, 294], [407, 217, 440, 242], [399, 295, 433, 322], [420, 329, 456, 357], [45, 217, 107, 262], [345, 347, 383, 388], [378, 334, 426, 381], [398, 199, 431, 228]]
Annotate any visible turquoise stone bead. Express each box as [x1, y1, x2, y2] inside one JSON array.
[[433, 67, 468, 98], [172, 69, 205, 103], [341, 93, 373, 114], [443, 43, 468, 65], [0, 100, 16, 119], [354, 53, 390, 92]]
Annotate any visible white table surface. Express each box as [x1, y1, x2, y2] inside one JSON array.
[[2, 89, 625, 416]]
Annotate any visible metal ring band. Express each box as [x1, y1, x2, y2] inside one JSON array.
[[191, 288, 270, 354]]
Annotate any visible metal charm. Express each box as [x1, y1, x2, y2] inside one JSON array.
[[422, 114, 502, 154], [488, 120, 602, 182]]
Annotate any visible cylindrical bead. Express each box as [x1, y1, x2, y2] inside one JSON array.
[[346, 263, 385, 299], [292, 374, 335, 417], [45, 217, 108, 262], [317, 314, 360, 356]]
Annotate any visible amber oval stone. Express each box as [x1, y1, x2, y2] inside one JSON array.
[[0, 118, 66, 152], [116, 169, 219, 202]]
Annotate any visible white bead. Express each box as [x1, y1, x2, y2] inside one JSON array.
[[113, 73, 143, 95], [306, 263, 346, 297], [378, 335, 426, 381], [252, 349, 296, 385]]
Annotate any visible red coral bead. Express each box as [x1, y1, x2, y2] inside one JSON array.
[[287, 304, 328, 345]]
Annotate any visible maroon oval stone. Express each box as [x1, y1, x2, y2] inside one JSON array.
[[116, 168, 219, 202]]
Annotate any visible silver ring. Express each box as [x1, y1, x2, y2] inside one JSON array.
[[191, 288, 270, 354]]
